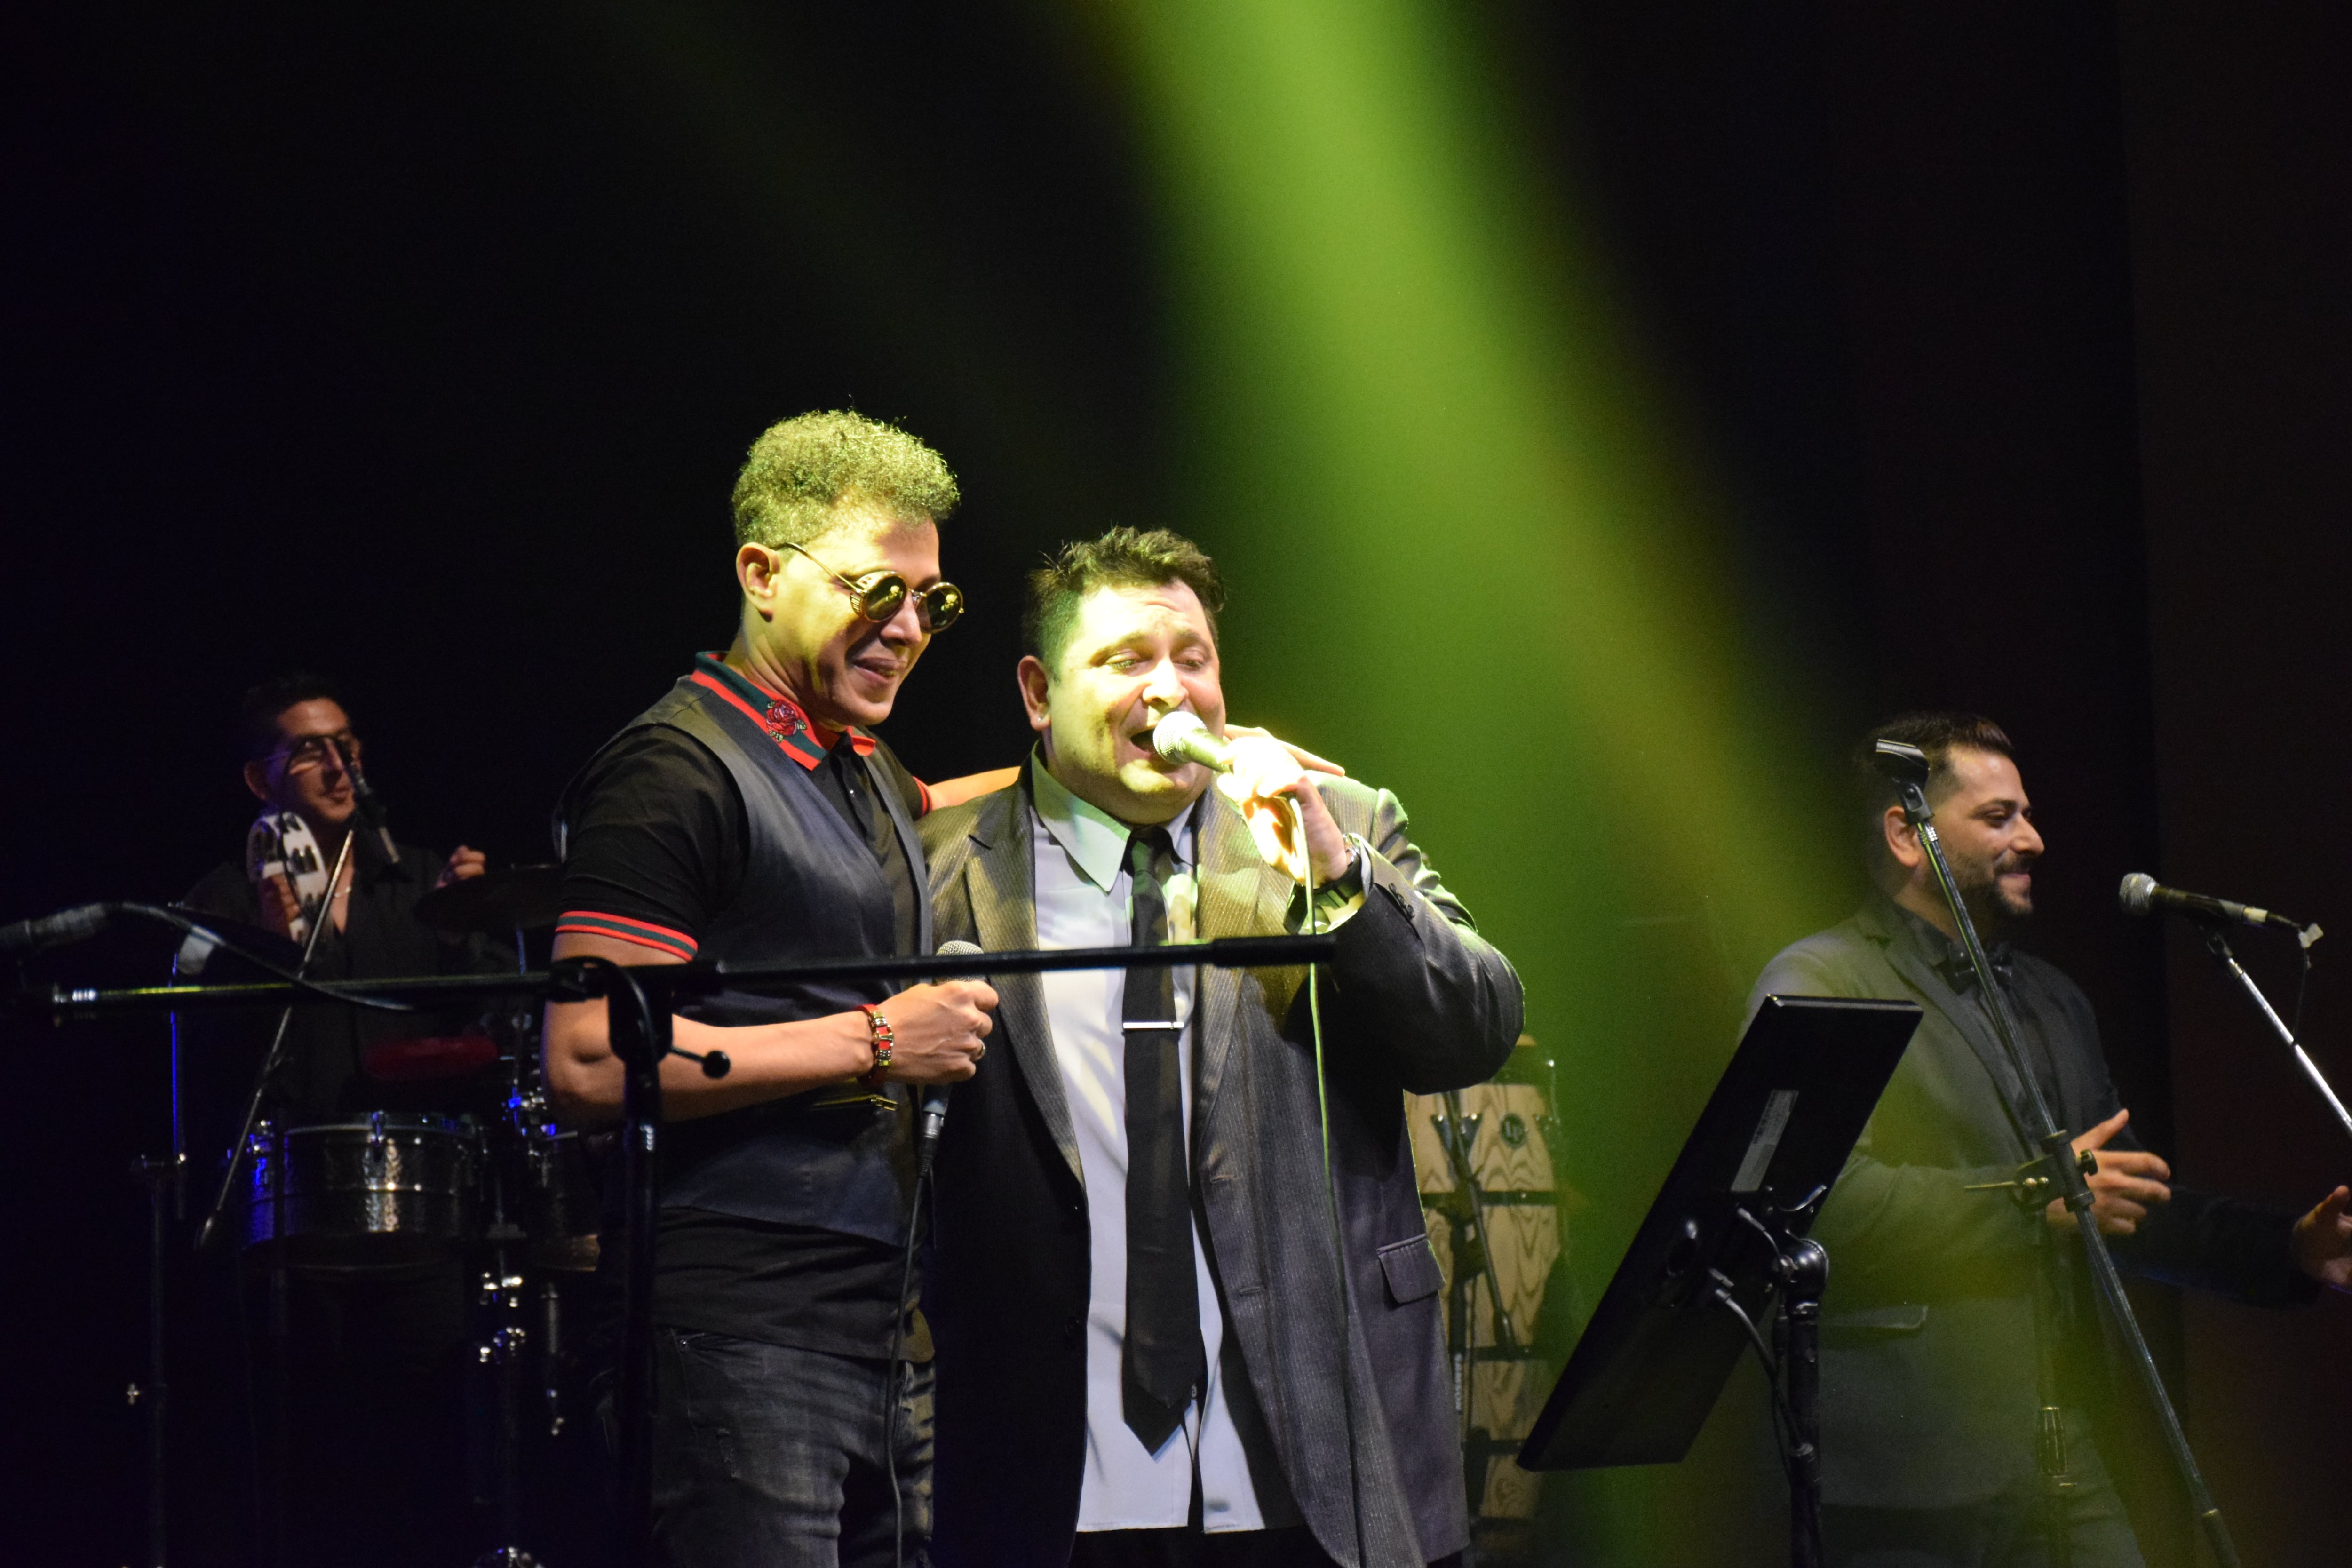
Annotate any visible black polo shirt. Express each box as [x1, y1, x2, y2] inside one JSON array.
[[557, 653, 932, 1361]]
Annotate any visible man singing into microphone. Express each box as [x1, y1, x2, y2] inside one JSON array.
[[1750, 712, 2352, 1568], [920, 526, 1523, 1568]]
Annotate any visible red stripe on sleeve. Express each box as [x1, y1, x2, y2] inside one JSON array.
[[554, 911, 699, 961]]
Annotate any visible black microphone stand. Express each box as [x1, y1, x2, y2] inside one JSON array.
[[31, 932, 1334, 1568], [130, 1149, 179, 1568], [2194, 925, 2352, 1151], [191, 824, 357, 1568], [194, 826, 358, 1256], [1881, 748, 2241, 1568]]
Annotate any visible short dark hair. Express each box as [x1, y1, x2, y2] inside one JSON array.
[[730, 410, 961, 549], [1856, 710, 2017, 857], [241, 671, 344, 759], [1022, 527, 1225, 673]]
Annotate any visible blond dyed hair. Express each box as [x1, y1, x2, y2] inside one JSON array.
[[730, 410, 961, 548]]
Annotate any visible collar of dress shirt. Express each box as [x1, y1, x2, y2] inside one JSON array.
[[688, 650, 876, 770], [1027, 752, 1197, 893]]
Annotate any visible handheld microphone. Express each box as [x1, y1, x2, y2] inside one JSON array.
[[1155, 709, 1315, 880], [2119, 873, 2322, 946], [346, 759, 401, 866], [917, 939, 985, 1173], [0, 902, 116, 958], [1151, 711, 1233, 774]]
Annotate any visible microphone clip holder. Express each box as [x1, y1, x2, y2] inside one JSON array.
[[1962, 1146, 2101, 1211]]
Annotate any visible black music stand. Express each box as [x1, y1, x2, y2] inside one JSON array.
[[1518, 995, 1921, 1566]]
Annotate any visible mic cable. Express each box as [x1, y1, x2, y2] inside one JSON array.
[[886, 936, 985, 1568]]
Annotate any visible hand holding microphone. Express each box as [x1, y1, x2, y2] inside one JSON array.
[[1151, 711, 1352, 885], [914, 939, 988, 1175], [874, 968, 997, 1084]]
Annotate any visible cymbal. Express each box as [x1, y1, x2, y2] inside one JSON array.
[[412, 864, 566, 936]]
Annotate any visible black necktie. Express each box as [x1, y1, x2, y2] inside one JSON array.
[[1122, 826, 1202, 1451]]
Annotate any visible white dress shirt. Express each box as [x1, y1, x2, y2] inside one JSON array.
[[1027, 764, 1302, 1534]]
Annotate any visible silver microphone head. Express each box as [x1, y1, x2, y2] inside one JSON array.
[[2118, 872, 2159, 916], [1151, 709, 1228, 771], [937, 939, 982, 956]]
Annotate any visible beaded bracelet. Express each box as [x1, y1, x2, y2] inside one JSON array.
[[860, 1003, 894, 1089]]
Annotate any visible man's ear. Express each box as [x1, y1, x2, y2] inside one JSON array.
[[1016, 655, 1053, 735], [1882, 804, 1924, 871], [737, 544, 779, 619], [242, 759, 274, 805]]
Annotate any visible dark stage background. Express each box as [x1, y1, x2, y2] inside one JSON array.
[[5, 3, 2345, 1563]]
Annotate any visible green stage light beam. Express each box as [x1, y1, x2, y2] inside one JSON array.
[[1081, 1, 1854, 1553]]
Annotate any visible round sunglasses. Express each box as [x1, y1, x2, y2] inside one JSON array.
[[783, 541, 965, 632]]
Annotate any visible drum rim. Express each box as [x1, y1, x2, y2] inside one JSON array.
[[256, 1181, 477, 1194], [265, 1113, 479, 1138]]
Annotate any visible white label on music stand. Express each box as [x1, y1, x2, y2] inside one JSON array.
[[1731, 1089, 1799, 1193]]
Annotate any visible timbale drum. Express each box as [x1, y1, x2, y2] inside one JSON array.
[[241, 1112, 481, 1272]]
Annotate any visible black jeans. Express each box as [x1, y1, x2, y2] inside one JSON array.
[[648, 1328, 933, 1568]]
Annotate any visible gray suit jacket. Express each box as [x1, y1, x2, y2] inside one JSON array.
[[1750, 894, 2309, 1509], [921, 769, 1523, 1568]]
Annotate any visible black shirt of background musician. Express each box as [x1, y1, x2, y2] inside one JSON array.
[[182, 833, 509, 1131], [556, 721, 932, 1361]]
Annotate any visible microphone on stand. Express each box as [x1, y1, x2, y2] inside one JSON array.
[[1151, 710, 1234, 773], [346, 758, 400, 866], [917, 939, 985, 1174], [2119, 872, 2321, 946], [1870, 739, 1932, 784], [0, 902, 116, 958]]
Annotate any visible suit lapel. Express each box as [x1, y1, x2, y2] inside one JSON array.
[[1191, 789, 1298, 1149], [964, 788, 1086, 1189], [1877, 938, 2037, 1153]]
